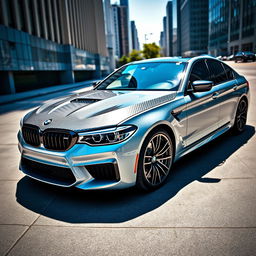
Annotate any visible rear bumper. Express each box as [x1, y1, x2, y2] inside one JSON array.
[[18, 130, 140, 190]]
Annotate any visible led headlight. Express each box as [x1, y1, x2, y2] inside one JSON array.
[[77, 125, 137, 145]]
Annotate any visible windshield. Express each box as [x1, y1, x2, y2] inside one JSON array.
[[96, 62, 186, 91]]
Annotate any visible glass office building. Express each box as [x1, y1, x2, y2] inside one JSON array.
[[180, 0, 209, 57], [0, 0, 108, 95], [209, 0, 256, 56]]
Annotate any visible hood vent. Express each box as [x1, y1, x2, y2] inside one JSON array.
[[70, 98, 100, 104]]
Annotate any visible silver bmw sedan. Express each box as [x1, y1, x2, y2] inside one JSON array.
[[18, 56, 249, 191]]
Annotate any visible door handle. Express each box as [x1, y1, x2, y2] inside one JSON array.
[[212, 92, 219, 99], [233, 84, 238, 91]]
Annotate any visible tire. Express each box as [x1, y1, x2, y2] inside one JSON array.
[[136, 129, 174, 191], [232, 98, 248, 134], [235, 60, 237, 63]]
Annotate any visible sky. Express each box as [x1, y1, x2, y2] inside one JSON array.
[[111, 0, 173, 48]]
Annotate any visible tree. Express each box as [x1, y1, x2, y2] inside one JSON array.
[[118, 55, 129, 67], [129, 49, 143, 62], [142, 43, 161, 59]]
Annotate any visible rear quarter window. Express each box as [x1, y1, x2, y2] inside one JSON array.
[[222, 63, 235, 81]]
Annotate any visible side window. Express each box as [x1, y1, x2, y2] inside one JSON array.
[[222, 63, 235, 81], [207, 60, 227, 84], [188, 60, 210, 89]]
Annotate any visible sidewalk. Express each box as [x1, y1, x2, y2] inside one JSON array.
[[0, 79, 98, 106]]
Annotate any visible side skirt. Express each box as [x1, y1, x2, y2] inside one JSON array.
[[175, 122, 231, 160]]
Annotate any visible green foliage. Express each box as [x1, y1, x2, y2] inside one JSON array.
[[118, 55, 129, 67], [117, 43, 161, 67], [129, 49, 143, 62], [142, 43, 161, 59]]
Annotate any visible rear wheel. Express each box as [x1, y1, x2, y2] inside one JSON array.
[[136, 129, 174, 191], [232, 98, 248, 134]]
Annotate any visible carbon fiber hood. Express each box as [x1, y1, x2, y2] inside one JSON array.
[[23, 89, 176, 131]]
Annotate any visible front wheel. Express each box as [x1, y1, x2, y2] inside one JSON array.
[[232, 98, 248, 134], [136, 129, 174, 191]]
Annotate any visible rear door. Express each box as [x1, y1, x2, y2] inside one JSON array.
[[206, 60, 238, 127], [184, 59, 220, 146]]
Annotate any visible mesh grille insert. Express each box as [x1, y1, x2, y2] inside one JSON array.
[[86, 163, 120, 181], [21, 157, 76, 185]]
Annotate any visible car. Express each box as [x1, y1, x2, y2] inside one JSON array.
[[227, 54, 234, 61], [18, 56, 250, 191], [221, 56, 228, 61], [234, 51, 256, 62]]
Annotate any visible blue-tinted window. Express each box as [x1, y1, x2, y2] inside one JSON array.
[[97, 62, 186, 91]]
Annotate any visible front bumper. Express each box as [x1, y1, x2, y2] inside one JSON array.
[[18, 130, 140, 190]]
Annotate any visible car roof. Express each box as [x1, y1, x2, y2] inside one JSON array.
[[130, 56, 216, 65]]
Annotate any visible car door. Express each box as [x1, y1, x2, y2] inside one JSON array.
[[206, 60, 240, 127], [184, 59, 220, 146]]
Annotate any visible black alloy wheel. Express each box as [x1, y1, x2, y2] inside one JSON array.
[[233, 98, 248, 134], [136, 129, 173, 191]]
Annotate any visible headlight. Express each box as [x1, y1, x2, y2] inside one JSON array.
[[77, 125, 137, 146]]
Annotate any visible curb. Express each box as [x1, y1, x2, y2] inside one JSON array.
[[0, 79, 97, 106]]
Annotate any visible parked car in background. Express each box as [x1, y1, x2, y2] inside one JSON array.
[[234, 52, 256, 62], [18, 56, 249, 191], [227, 55, 234, 61]]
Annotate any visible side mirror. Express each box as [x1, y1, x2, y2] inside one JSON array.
[[92, 80, 101, 88], [192, 80, 213, 92]]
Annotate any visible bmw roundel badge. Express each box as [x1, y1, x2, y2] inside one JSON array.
[[44, 119, 52, 125]]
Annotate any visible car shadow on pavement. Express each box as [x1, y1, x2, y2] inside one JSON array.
[[16, 125, 255, 223]]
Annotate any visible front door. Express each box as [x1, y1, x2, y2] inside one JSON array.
[[184, 59, 220, 146]]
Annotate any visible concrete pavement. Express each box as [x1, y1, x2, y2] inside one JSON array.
[[0, 62, 256, 256]]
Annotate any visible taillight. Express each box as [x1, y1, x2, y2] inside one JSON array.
[[246, 81, 249, 87]]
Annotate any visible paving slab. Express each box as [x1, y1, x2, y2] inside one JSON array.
[[0, 180, 54, 225], [8, 226, 256, 256], [0, 146, 23, 181], [0, 225, 28, 256], [31, 178, 256, 228]]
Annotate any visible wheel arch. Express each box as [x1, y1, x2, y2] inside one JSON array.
[[139, 122, 177, 157]]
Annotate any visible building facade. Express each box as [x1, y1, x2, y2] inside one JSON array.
[[119, 0, 131, 57], [208, 0, 256, 56], [112, 4, 121, 59], [131, 21, 140, 51], [229, 0, 256, 54], [180, 0, 209, 57], [172, 0, 181, 56], [104, 0, 116, 72], [166, 1, 173, 56], [160, 16, 167, 56], [208, 0, 229, 56], [0, 0, 108, 95]]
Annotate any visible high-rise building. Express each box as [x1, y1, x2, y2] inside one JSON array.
[[229, 0, 256, 54], [111, 0, 131, 58], [119, 0, 131, 57], [112, 4, 121, 58], [172, 0, 181, 56], [208, 0, 229, 56], [131, 21, 140, 51], [180, 0, 209, 57], [166, 1, 173, 56], [160, 16, 167, 56], [0, 0, 108, 95], [104, 0, 116, 72], [208, 0, 256, 56]]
